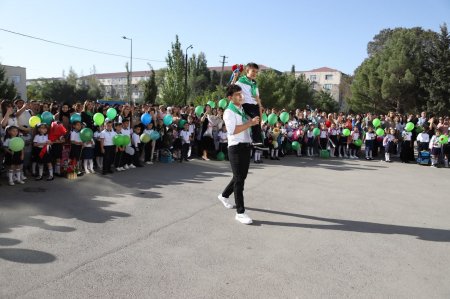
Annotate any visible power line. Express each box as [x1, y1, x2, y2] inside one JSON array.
[[0, 28, 166, 63]]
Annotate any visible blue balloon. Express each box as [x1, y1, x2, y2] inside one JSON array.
[[150, 131, 160, 141], [70, 113, 81, 124], [141, 113, 152, 125]]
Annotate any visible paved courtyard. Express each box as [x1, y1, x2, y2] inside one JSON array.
[[1, 157, 449, 298]]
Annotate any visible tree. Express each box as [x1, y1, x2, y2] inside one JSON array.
[[313, 90, 339, 112], [0, 64, 17, 100], [143, 67, 158, 104], [159, 35, 186, 105], [424, 23, 450, 115], [187, 52, 211, 103], [66, 67, 78, 87], [351, 27, 438, 113]]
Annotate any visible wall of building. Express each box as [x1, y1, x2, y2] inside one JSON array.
[[4, 65, 27, 101], [296, 70, 342, 104]]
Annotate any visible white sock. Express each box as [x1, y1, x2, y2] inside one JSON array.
[[89, 159, 94, 171], [48, 167, 53, 177], [275, 149, 279, 157], [96, 157, 103, 168], [14, 170, 22, 182], [84, 160, 89, 172], [385, 153, 390, 161], [8, 170, 14, 182], [38, 165, 44, 176]]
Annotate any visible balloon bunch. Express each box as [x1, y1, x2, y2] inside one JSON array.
[[228, 64, 244, 85]]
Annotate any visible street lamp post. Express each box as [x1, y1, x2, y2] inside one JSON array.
[[122, 36, 133, 105], [185, 44, 193, 106]]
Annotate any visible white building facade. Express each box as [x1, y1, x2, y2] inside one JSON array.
[[296, 67, 342, 105], [3, 65, 27, 100]]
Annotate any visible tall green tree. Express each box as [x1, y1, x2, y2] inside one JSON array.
[[351, 27, 437, 113], [0, 64, 17, 100], [188, 52, 211, 103], [159, 35, 186, 105], [425, 23, 450, 115], [313, 90, 339, 112], [143, 67, 158, 104]]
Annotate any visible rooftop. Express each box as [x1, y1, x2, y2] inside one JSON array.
[[299, 67, 340, 73]]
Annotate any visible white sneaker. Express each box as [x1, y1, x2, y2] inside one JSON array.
[[15, 179, 25, 184], [116, 167, 122, 172], [235, 213, 253, 225], [339, 154, 343, 158], [146, 161, 153, 165], [8, 180, 15, 186], [89, 169, 95, 174], [21, 175, 27, 180], [217, 194, 234, 209], [123, 164, 129, 170], [129, 164, 136, 169]]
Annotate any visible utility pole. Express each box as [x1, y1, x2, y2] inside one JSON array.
[[219, 55, 228, 86]]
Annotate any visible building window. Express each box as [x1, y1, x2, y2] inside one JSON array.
[[9, 75, 21, 84], [325, 74, 333, 80], [323, 84, 332, 90], [309, 75, 316, 81]]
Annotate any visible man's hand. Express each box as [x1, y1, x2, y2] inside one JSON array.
[[250, 116, 260, 126]]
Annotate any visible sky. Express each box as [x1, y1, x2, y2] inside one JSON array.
[[1, 0, 449, 79]]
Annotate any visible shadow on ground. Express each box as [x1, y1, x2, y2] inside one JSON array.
[[248, 207, 450, 242]]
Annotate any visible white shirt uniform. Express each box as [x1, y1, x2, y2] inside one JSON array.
[[320, 130, 327, 138], [402, 131, 412, 141], [100, 130, 116, 146], [70, 131, 81, 143], [365, 132, 375, 140], [132, 132, 140, 147], [180, 130, 191, 144], [235, 80, 259, 105], [143, 128, 154, 136], [218, 131, 228, 143], [223, 106, 251, 146], [417, 132, 430, 143], [17, 109, 32, 128], [33, 134, 48, 147]]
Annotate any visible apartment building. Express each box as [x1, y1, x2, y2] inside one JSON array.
[[3, 65, 27, 100], [296, 67, 342, 104]]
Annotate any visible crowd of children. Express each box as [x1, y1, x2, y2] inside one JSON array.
[[1, 97, 449, 186]]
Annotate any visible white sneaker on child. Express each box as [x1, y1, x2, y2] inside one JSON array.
[[235, 213, 253, 225], [129, 164, 136, 169], [217, 194, 234, 209], [123, 164, 129, 170], [146, 161, 153, 165]]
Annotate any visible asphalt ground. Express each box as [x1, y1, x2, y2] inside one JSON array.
[[1, 156, 449, 298]]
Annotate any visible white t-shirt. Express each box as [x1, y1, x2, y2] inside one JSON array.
[[33, 134, 48, 147], [429, 135, 441, 149], [235, 79, 259, 105], [17, 109, 32, 128], [223, 106, 251, 146], [143, 128, 154, 135], [307, 131, 314, 138], [100, 130, 116, 146], [402, 131, 412, 141], [320, 130, 327, 138], [94, 131, 101, 140]]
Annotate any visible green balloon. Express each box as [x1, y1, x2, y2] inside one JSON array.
[[217, 151, 225, 161], [163, 114, 173, 126], [122, 135, 131, 146], [439, 135, 449, 144], [268, 113, 278, 126], [93, 113, 105, 126], [291, 141, 300, 151], [195, 106, 204, 117], [178, 119, 187, 128], [372, 118, 381, 128], [415, 126, 424, 134], [343, 128, 351, 137], [313, 128, 320, 136], [280, 111, 289, 124], [354, 139, 363, 147], [262, 113, 268, 122], [9, 137, 25, 152], [41, 111, 54, 125], [140, 133, 151, 143], [113, 135, 122, 146], [218, 99, 228, 109], [207, 100, 216, 109], [376, 128, 385, 136], [106, 108, 117, 120], [80, 128, 93, 142], [405, 122, 414, 132]]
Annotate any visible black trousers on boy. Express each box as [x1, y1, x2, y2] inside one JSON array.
[[103, 145, 116, 173], [242, 103, 262, 144], [221, 143, 251, 214]]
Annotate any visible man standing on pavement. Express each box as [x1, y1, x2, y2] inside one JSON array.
[[218, 84, 260, 225]]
